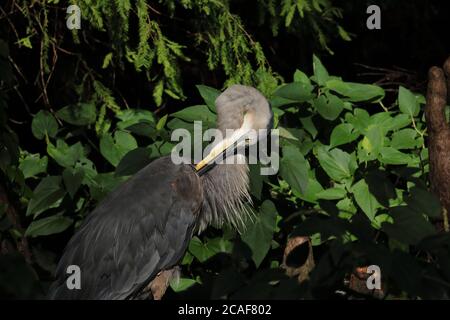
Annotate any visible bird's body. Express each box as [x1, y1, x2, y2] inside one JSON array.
[[49, 85, 272, 300], [49, 158, 202, 299]]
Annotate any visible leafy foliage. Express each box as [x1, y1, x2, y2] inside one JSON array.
[[2, 51, 449, 299], [2, 0, 349, 111]]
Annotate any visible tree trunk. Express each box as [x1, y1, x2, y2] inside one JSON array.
[[425, 56, 450, 231]]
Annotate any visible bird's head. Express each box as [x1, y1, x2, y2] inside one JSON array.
[[194, 85, 272, 232], [195, 85, 273, 172]]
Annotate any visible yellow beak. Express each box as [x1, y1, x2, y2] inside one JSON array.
[[195, 129, 250, 172]]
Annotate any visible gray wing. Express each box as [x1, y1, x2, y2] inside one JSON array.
[[48, 157, 203, 300]]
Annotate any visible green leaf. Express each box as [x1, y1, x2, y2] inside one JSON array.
[[382, 206, 436, 245], [280, 145, 309, 194], [384, 114, 411, 131], [312, 54, 329, 86], [167, 118, 194, 133], [17, 36, 32, 48], [188, 236, 232, 263], [337, 198, 357, 217], [361, 125, 384, 158], [271, 107, 284, 128], [188, 237, 212, 263], [26, 176, 66, 217], [56, 103, 96, 126], [171, 105, 216, 124], [330, 123, 359, 147], [405, 187, 441, 219], [100, 131, 138, 167], [365, 170, 396, 207], [293, 69, 311, 87], [156, 114, 168, 131], [62, 168, 84, 198], [47, 140, 85, 168], [273, 82, 314, 103], [115, 148, 152, 177], [285, 4, 296, 26], [316, 187, 346, 200], [278, 127, 299, 141], [153, 80, 164, 107], [196, 85, 220, 112], [25, 216, 73, 237], [102, 52, 113, 69], [147, 141, 175, 158], [390, 129, 420, 149], [338, 25, 352, 41], [31, 110, 58, 140], [351, 179, 381, 221], [326, 80, 385, 102], [398, 86, 420, 117], [313, 93, 344, 121], [295, 176, 324, 203], [316, 146, 357, 181], [19, 153, 48, 179], [300, 117, 318, 138], [116, 109, 155, 130], [241, 200, 278, 267], [249, 164, 263, 200], [124, 121, 156, 138], [372, 214, 394, 229], [345, 108, 371, 134], [170, 278, 198, 293], [89, 173, 125, 201], [370, 112, 395, 131], [379, 147, 413, 165], [181, 251, 194, 265], [270, 96, 303, 108], [74, 157, 97, 186], [205, 237, 233, 255]]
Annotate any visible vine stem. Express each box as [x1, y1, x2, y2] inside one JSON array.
[[443, 207, 449, 232], [411, 115, 426, 148], [379, 101, 388, 112]]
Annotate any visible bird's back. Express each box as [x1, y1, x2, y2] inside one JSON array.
[[48, 157, 203, 299]]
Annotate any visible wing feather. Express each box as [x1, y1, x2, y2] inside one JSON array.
[[48, 157, 202, 299]]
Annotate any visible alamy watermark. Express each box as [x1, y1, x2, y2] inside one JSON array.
[[66, 5, 81, 30], [170, 121, 279, 175], [366, 5, 381, 30], [366, 265, 382, 290], [66, 265, 81, 290]]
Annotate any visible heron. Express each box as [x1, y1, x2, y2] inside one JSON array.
[[48, 85, 273, 299]]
